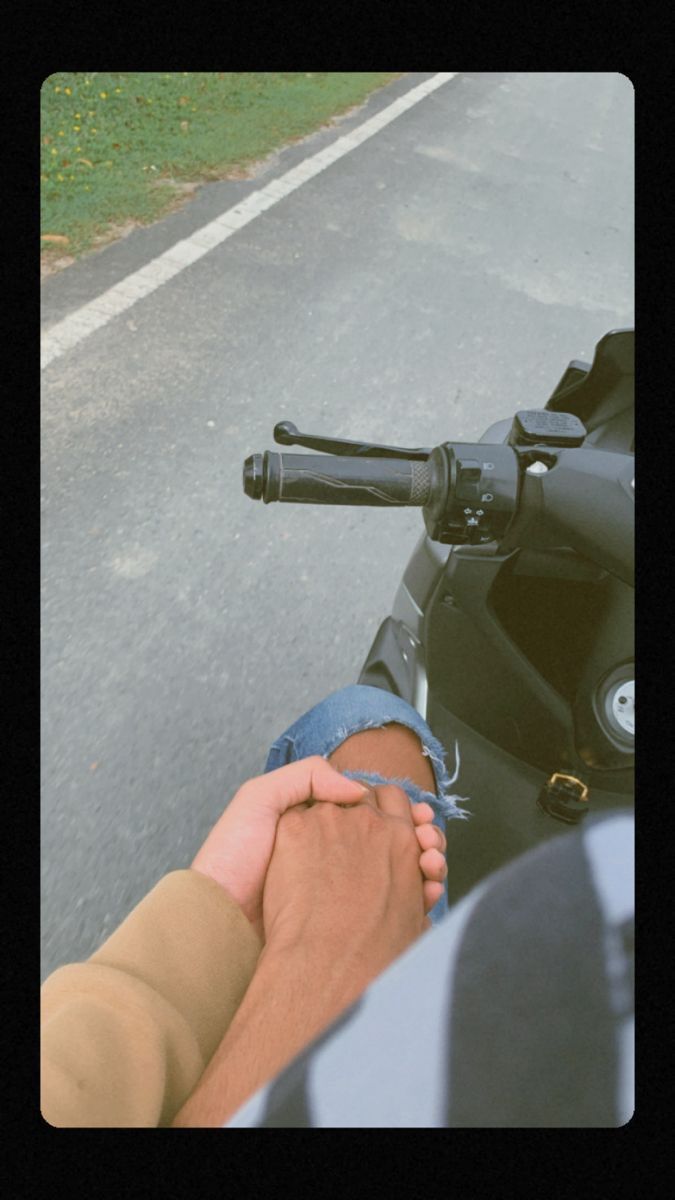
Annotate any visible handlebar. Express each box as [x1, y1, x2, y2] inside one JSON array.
[[242, 434, 634, 585], [243, 443, 519, 549], [243, 452, 435, 507]]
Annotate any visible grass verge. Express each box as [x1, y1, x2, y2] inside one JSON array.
[[41, 72, 402, 272]]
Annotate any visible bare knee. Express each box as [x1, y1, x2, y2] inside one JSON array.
[[328, 722, 436, 795]]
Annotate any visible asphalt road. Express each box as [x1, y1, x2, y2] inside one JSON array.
[[41, 71, 634, 978]]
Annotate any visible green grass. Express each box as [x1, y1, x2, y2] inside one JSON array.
[[41, 72, 402, 260]]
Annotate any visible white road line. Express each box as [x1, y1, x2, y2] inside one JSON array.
[[41, 72, 456, 371]]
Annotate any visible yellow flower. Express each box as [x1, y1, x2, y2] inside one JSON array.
[[54, 86, 61, 92], [51, 148, 57, 155], [64, 87, 72, 95], [73, 126, 80, 132], [90, 127, 97, 133], [100, 91, 107, 99], [76, 146, 82, 152], [57, 173, 64, 181], [75, 112, 81, 118], [88, 110, 95, 116], [58, 130, 65, 136], [115, 87, 122, 93]]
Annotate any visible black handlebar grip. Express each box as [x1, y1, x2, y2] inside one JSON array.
[[243, 452, 433, 507]]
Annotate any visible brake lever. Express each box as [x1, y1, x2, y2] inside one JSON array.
[[273, 420, 431, 460]]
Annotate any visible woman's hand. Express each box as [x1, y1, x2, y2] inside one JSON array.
[[191, 757, 447, 941]]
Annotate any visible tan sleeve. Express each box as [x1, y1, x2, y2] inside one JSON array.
[[41, 869, 262, 1127]]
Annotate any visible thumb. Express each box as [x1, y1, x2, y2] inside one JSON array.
[[235, 755, 372, 818]]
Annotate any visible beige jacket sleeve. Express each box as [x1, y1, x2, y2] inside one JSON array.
[[41, 869, 262, 1127]]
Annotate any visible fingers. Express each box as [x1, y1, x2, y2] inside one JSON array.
[[411, 801, 435, 826], [414, 822, 446, 854], [371, 786, 446, 894], [419, 847, 447, 884], [235, 756, 371, 817], [268, 769, 448, 921], [423, 880, 445, 913], [370, 782, 415, 825]]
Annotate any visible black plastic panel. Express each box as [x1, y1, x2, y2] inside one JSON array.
[[546, 328, 634, 450], [357, 617, 414, 702], [424, 547, 574, 772], [428, 694, 633, 905]]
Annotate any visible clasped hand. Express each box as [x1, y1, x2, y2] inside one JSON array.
[[191, 756, 447, 944]]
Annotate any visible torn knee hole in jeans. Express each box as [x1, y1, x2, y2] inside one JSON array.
[[324, 718, 470, 823]]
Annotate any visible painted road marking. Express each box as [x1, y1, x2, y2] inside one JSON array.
[[41, 73, 457, 370]]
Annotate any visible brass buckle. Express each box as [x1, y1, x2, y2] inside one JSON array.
[[538, 772, 590, 823], [548, 773, 589, 802]]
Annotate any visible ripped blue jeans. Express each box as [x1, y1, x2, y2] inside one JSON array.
[[264, 684, 469, 926]]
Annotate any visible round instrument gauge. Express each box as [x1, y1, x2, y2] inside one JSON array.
[[608, 679, 635, 737]]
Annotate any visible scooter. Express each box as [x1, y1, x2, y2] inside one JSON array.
[[243, 328, 634, 904]]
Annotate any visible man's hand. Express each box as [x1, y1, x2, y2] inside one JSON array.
[[263, 784, 430, 981]]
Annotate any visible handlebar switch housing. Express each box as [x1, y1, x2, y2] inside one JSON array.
[[423, 442, 520, 546]]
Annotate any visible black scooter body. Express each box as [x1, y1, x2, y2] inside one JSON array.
[[357, 329, 634, 903]]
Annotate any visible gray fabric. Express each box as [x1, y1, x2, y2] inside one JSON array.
[[227, 886, 486, 1128], [225, 813, 634, 1128], [444, 817, 623, 1126]]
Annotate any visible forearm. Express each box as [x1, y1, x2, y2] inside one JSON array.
[[41, 871, 262, 1127], [172, 938, 369, 1128]]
